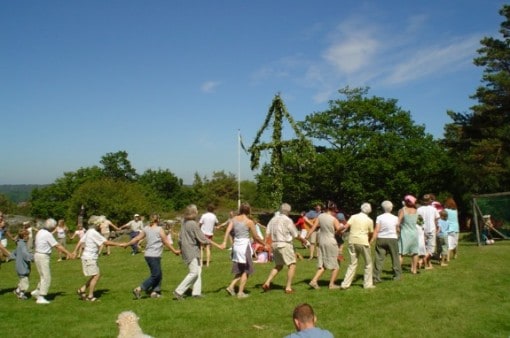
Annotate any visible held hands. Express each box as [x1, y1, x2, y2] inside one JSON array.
[[210, 241, 225, 250]]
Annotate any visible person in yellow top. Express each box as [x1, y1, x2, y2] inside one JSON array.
[[340, 203, 375, 290]]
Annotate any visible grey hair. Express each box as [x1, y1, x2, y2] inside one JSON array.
[[184, 204, 198, 220], [280, 203, 292, 215], [360, 203, 372, 214], [381, 200, 393, 213], [44, 218, 57, 230]]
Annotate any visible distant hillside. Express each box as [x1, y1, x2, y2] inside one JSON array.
[[0, 184, 48, 203]]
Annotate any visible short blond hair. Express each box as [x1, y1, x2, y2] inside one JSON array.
[[184, 204, 198, 220]]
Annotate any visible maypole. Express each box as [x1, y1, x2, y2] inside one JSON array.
[[237, 129, 241, 209]]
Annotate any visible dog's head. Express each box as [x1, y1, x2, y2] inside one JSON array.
[[117, 311, 154, 338], [117, 311, 139, 325]]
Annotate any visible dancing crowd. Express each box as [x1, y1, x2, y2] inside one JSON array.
[[0, 193, 460, 305]]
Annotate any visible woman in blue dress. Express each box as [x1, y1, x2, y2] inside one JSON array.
[[398, 195, 419, 274]]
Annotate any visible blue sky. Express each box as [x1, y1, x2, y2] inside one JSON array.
[[0, 1, 506, 185]]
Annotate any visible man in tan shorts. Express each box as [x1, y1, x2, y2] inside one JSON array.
[[262, 203, 308, 294]]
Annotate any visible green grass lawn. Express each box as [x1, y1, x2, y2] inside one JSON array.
[[0, 235, 509, 337]]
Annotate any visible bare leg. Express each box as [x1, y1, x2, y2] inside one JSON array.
[[264, 266, 282, 287], [329, 268, 339, 287], [87, 274, 101, 298], [205, 245, 211, 267], [285, 264, 296, 291], [228, 275, 241, 291], [238, 273, 248, 295], [411, 255, 419, 274], [310, 267, 325, 287], [308, 244, 316, 260]]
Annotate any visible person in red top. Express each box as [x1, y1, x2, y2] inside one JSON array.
[[295, 211, 306, 232]]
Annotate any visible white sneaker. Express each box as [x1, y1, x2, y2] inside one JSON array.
[[31, 289, 40, 298], [36, 297, 50, 304]]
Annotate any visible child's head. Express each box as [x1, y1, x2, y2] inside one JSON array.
[[483, 215, 492, 226], [439, 210, 448, 220], [22, 221, 31, 229], [18, 229, 29, 241]]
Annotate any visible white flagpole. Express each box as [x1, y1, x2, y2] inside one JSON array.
[[237, 129, 241, 209]]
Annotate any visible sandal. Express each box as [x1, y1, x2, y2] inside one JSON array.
[[77, 289, 87, 300], [86, 296, 97, 302], [132, 288, 142, 300]]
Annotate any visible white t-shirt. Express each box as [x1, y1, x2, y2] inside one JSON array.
[[417, 205, 440, 233], [80, 228, 107, 260], [375, 213, 399, 239], [35, 229, 58, 254], [267, 214, 298, 243], [199, 212, 219, 236], [127, 220, 144, 232]]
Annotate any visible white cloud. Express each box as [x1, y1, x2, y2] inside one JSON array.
[[201, 80, 221, 93], [384, 36, 480, 85], [322, 35, 379, 75], [250, 12, 483, 105]]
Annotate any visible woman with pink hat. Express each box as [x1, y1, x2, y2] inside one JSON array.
[[398, 195, 419, 274]]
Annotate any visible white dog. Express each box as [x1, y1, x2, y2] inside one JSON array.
[[116, 311, 153, 338]]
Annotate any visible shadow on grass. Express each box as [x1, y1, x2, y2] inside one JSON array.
[[0, 287, 17, 295], [45, 291, 65, 301]]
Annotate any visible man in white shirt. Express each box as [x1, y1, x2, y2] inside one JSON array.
[[199, 204, 219, 267], [73, 215, 122, 301], [31, 218, 74, 304], [417, 194, 440, 269], [120, 214, 144, 255], [262, 203, 308, 294]]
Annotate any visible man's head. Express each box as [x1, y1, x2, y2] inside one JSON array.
[[361, 203, 372, 215], [44, 218, 57, 231], [421, 194, 432, 205], [292, 303, 316, 331], [280, 203, 291, 216], [207, 203, 216, 213]]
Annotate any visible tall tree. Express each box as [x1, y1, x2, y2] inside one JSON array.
[[443, 5, 510, 198], [297, 87, 448, 213], [100, 151, 138, 181], [138, 168, 183, 209]]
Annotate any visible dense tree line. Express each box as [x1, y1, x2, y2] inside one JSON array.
[[27, 151, 255, 226]]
